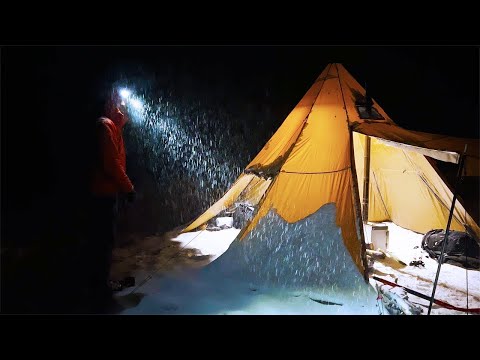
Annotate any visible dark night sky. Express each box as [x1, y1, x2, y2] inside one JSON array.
[[4, 46, 478, 131], [2, 45, 479, 244]]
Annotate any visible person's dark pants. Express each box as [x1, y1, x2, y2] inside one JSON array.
[[88, 195, 118, 312]]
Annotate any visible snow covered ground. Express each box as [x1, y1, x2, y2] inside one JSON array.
[[117, 211, 479, 315], [119, 205, 378, 315], [366, 222, 479, 315], [168, 227, 240, 263]]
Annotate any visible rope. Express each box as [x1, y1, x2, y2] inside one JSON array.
[[128, 228, 208, 295], [373, 276, 480, 314], [281, 166, 351, 175], [371, 170, 392, 220], [401, 150, 465, 227]]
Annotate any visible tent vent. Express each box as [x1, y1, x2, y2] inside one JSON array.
[[351, 86, 385, 120], [356, 105, 385, 120]]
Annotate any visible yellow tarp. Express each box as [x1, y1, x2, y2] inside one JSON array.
[[354, 132, 480, 238], [353, 123, 479, 176]]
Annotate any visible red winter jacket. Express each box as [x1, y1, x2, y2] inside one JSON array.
[[91, 116, 134, 197]]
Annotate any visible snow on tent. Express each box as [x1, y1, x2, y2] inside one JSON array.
[[123, 63, 479, 315]]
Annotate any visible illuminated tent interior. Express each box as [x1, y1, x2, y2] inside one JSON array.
[[181, 63, 480, 281]]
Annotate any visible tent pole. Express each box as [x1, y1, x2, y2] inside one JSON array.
[[349, 129, 369, 281], [427, 144, 468, 315], [362, 136, 371, 223]]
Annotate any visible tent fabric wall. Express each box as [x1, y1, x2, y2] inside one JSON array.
[[242, 64, 365, 273], [354, 132, 480, 238], [182, 63, 479, 280]]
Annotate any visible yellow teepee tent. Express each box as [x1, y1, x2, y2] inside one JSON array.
[[182, 63, 480, 280]]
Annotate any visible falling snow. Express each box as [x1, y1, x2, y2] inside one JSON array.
[[119, 85, 266, 231]]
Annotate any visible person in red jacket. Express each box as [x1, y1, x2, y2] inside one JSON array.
[[89, 89, 136, 313]]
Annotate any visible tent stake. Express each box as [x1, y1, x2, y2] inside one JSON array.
[[427, 144, 468, 315]]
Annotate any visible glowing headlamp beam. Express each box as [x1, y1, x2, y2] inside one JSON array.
[[131, 98, 143, 110], [118, 88, 144, 110], [119, 88, 131, 99]]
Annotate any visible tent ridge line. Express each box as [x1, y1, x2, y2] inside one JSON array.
[[301, 62, 334, 124], [334, 63, 351, 124]]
